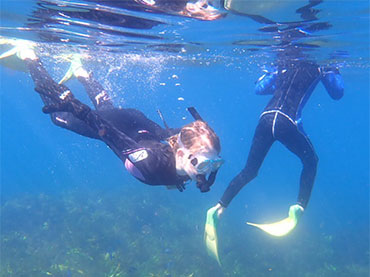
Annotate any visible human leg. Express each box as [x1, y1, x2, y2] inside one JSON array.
[[59, 54, 114, 111], [275, 118, 318, 209], [24, 58, 100, 138], [77, 73, 114, 111], [219, 115, 275, 207]]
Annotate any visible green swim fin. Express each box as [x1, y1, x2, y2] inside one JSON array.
[[58, 54, 88, 84], [204, 205, 221, 266], [247, 204, 304, 237], [0, 37, 37, 71]]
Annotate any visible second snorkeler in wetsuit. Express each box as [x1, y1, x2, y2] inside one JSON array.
[[2, 40, 224, 193], [204, 56, 343, 263], [206, 58, 344, 239], [219, 59, 344, 210]]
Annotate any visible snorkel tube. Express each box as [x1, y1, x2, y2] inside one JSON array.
[[196, 170, 218, 192], [187, 106, 204, 121], [187, 107, 222, 192]]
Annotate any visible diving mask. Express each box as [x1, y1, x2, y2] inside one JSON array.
[[177, 132, 223, 176], [189, 154, 224, 174]]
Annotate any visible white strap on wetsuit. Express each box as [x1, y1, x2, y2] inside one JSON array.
[[260, 110, 297, 138], [260, 110, 297, 125]]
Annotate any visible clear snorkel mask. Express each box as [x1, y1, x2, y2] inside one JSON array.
[[176, 131, 224, 192], [170, 107, 223, 192], [188, 152, 224, 175]]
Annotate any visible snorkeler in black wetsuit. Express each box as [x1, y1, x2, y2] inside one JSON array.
[[204, 3, 345, 262], [205, 58, 343, 261], [219, 60, 344, 209], [216, 11, 345, 211], [205, 40, 344, 267], [1, 42, 224, 193]]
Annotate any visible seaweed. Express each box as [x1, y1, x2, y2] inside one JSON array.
[[1, 186, 368, 276]]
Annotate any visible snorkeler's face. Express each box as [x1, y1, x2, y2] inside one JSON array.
[[181, 0, 222, 20], [175, 120, 223, 181], [136, 0, 222, 20], [175, 147, 198, 179], [175, 146, 222, 180]]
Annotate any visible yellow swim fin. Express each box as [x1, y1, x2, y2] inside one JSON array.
[[247, 204, 304, 237], [204, 205, 221, 266], [0, 46, 18, 59], [0, 37, 36, 71], [58, 54, 89, 84]]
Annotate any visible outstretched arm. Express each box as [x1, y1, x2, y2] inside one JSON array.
[[320, 67, 344, 100]]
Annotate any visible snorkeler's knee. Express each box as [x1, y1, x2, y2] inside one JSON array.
[[237, 168, 258, 184]]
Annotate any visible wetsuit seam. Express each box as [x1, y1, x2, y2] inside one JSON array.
[[272, 112, 278, 138], [295, 74, 320, 120], [279, 69, 299, 110]]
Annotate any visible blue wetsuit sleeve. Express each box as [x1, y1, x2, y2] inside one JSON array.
[[255, 69, 277, 95], [320, 67, 344, 100]]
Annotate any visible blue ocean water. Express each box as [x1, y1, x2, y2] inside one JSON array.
[[1, 0, 369, 276]]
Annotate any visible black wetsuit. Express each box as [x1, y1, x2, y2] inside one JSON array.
[[26, 59, 188, 190], [219, 60, 344, 209]]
